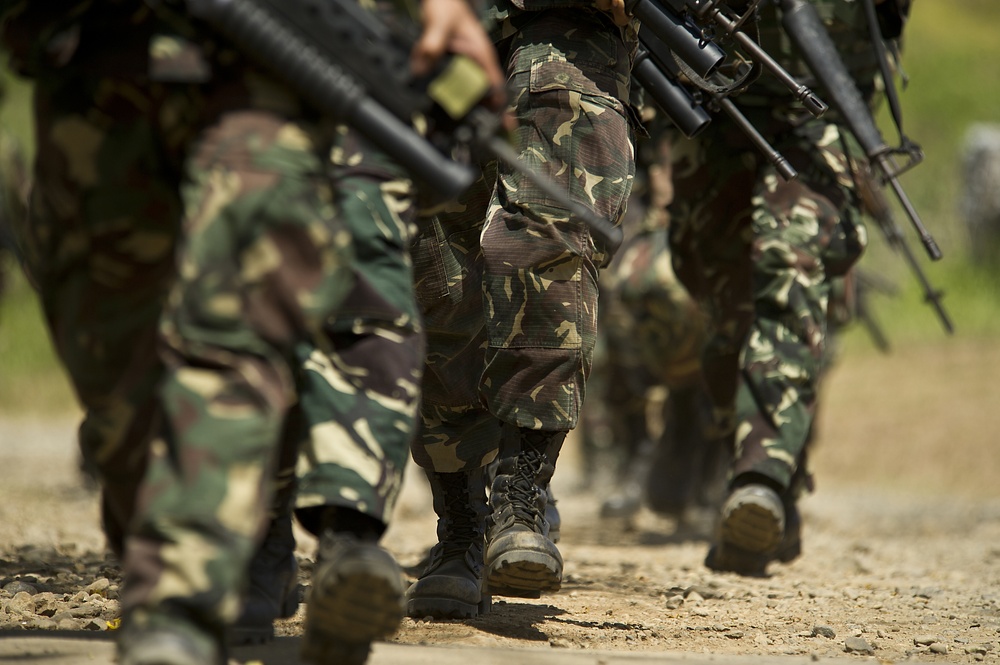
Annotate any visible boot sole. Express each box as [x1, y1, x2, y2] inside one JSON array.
[[720, 487, 784, 554], [302, 567, 404, 665], [485, 549, 562, 597], [405, 592, 491, 620]]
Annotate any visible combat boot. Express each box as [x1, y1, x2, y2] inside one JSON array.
[[228, 509, 301, 645], [705, 478, 786, 576], [488, 453, 561, 543], [484, 429, 564, 598], [300, 509, 406, 665], [405, 469, 491, 619]]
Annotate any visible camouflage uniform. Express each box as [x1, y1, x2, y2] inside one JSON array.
[[667, 0, 907, 571], [406, 3, 636, 618], [2, 0, 421, 660]]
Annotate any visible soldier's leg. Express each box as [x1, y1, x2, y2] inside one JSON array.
[[229, 127, 423, 648], [121, 87, 354, 663], [293, 129, 422, 665], [711, 124, 866, 575], [26, 64, 181, 559], [479, 9, 634, 598], [405, 169, 501, 620], [596, 263, 660, 520], [668, 119, 770, 570]]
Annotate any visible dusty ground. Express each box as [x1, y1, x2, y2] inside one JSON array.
[[2, 337, 999, 663]]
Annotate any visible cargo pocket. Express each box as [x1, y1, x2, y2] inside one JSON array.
[[528, 56, 628, 118]]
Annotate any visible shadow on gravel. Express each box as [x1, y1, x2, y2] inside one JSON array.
[[466, 600, 567, 642]]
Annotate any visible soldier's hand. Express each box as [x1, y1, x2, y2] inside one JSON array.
[[412, 0, 507, 112], [594, 0, 630, 26]]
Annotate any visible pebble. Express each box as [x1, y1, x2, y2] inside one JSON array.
[[3, 580, 38, 596], [914, 634, 942, 645], [665, 595, 684, 610], [844, 636, 874, 654], [812, 625, 837, 639]]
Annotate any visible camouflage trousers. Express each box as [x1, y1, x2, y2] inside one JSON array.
[[411, 8, 635, 473], [22, 35, 420, 634], [291, 128, 423, 527], [668, 110, 867, 491]]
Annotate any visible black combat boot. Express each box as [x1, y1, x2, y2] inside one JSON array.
[[705, 473, 787, 576], [228, 509, 301, 645], [299, 508, 406, 665], [405, 469, 491, 618], [484, 428, 564, 598]]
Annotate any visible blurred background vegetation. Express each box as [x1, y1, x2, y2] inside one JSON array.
[[0, 1, 999, 420]]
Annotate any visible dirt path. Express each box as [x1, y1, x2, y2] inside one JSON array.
[[2, 338, 999, 663]]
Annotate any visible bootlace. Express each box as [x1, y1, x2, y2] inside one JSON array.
[[508, 450, 544, 527]]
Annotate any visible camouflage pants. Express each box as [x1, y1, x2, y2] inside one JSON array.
[[292, 128, 423, 527], [22, 31, 419, 634], [669, 110, 867, 491], [411, 9, 635, 473]]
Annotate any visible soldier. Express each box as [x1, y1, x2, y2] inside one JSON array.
[[0, 3, 503, 665], [590, 113, 727, 527], [404, 0, 638, 619], [666, 0, 911, 575]]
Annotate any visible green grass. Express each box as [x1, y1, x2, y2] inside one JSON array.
[[1, 2, 1000, 414]]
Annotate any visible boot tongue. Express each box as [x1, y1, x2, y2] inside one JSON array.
[[439, 480, 484, 559]]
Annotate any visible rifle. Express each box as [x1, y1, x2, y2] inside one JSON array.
[[633, 28, 797, 181], [649, 0, 828, 117], [628, 0, 829, 181], [779, 0, 952, 334], [779, 0, 941, 263], [180, 0, 626, 251]]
